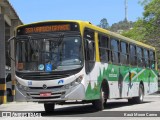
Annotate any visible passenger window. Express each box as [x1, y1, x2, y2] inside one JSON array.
[[144, 49, 149, 68], [84, 29, 95, 61], [150, 51, 155, 69], [98, 34, 110, 63], [137, 47, 143, 67], [129, 45, 137, 66], [120, 42, 128, 64], [84, 28, 95, 74], [99, 35, 109, 48], [111, 39, 119, 64]]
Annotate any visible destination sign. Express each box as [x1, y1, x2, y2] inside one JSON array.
[[25, 24, 70, 34], [17, 22, 79, 35]]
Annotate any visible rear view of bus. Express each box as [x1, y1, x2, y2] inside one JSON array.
[[13, 21, 86, 112]]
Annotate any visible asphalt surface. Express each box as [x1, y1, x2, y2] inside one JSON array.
[[0, 94, 160, 120]]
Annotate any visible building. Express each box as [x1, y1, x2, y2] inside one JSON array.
[[0, 0, 22, 103]]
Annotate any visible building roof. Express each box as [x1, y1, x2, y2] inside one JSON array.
[[0, 0, 23, 24]]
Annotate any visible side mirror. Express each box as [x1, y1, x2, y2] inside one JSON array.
[[8, 36, 16, 61]]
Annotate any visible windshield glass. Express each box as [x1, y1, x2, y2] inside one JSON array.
[[16, 35, 83, 72]]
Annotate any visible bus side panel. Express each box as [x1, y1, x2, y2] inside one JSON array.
[[148, 70, 158, 94], [85, 63, 105, 100], [107, 64, 120, 98], [142, 69, 150, 95], [122, 66, 138, 98], [120, 65, 130, 98], [85, 63, 120, 100], [84, 64, 158, 100]]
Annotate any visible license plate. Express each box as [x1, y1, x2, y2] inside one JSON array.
[[40, 92, 51, 97]]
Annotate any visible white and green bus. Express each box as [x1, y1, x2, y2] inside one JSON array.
[[9, 20, 158, 112]]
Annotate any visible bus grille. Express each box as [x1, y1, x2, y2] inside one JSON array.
[[16, 73, 70, 80], [28, 85, 63, 89], [27, 91, 66, 100]]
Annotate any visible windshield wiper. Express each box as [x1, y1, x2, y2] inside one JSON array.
[[53, 33, 64, 47], [50, 33, 64, 51], [57, 33, 64, 45], [28, 36, 44, 54]]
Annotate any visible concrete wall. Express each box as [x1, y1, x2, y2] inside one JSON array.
[[0, 0, 22, 104], [0, 14, 6, 104]]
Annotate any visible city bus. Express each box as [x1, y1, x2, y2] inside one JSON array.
[[8, 20, 158, 112]]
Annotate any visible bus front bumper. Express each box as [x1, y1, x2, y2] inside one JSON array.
[[15, 84, 85, 102]]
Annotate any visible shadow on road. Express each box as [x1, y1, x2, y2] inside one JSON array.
[[37, 101, 152, 117], [105, 101, 150, 109]]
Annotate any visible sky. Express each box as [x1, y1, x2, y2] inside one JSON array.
[[9, 0, 144, 26]]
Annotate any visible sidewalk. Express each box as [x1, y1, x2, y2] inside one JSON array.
[[0, 102, 44, 111]]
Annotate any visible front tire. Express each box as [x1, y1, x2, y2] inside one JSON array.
[[44, 103, 55, 113], [92, 89, 105, 111], [128, 84, 144, 104]]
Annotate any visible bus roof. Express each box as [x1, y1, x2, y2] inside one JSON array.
[[16, 20, 155, 50]]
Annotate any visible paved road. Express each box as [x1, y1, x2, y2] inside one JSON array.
[[0, 94, 160, 120]]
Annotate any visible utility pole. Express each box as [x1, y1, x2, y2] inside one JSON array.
[[125, 0, 128, 22]]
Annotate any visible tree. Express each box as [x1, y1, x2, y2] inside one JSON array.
[[121, 19, 146, 42], [122, 0, 160, 60], [110, 20, 134, 33], [98, 18, 109, 29], [138, 0, 151, 6]]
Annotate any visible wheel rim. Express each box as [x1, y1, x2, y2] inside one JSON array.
[[139, 87, 144, 102], [102, 91, 104, 103]]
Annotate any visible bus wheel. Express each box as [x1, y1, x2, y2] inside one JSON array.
[[128, 84, 144, 104], [92, 89, 105, 111], [44, 103, 55, 113]]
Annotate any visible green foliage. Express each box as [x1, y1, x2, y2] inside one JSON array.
[[98, 18, 109, 29], [138, 0, 151, 6], [122, 19, 146, 42], [143, 0, 160, 42], [122, 0, 160, 60], [109, 20, 134, 33], [98, 18, 134, 33], [98, 0, 160, 60]]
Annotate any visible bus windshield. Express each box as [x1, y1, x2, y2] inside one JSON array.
[[16, 35, 83, 72]]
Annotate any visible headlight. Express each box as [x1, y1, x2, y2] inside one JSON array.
[[63, 75, 84, 89], [17, 82, 23, 89], [16, 81, 29, 91], [75, 75, 84, 83]]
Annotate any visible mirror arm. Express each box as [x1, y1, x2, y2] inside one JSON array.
[[8, 36, 16, 62]]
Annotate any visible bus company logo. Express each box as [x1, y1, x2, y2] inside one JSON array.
[[111, 68, 115, 73], [42, 84, 47, 89], [109, 68, 117, 78], [58, 80, 64, 85]]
